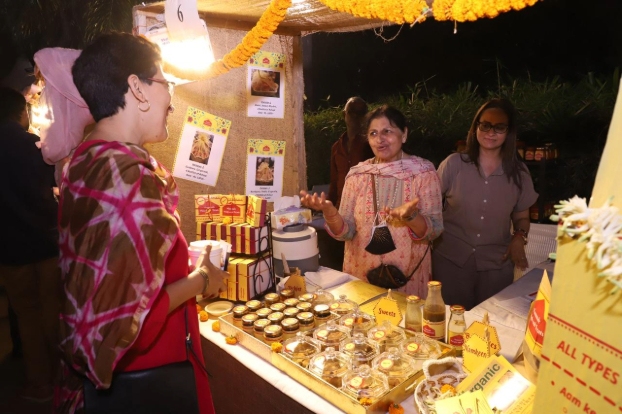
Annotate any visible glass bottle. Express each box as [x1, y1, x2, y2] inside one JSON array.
[[405, 295, 422, 334], [422, 281, 446, 342], [447, 305, 466, 356]]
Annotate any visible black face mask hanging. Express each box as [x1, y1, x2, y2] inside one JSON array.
[[365, 212, 396, 255]]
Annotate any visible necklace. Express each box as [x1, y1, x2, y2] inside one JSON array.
[[373, 151, 403, 210]]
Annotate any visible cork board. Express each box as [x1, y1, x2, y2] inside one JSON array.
[[145, 28, 306, 243]]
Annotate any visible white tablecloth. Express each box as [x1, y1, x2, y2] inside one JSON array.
[[199, 261, 554, 413]]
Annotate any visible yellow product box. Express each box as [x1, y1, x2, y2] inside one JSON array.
[[237, 254, 272, 301], [246, 195, 267, 227], [195, 194, 247, 224], [225, 257, 242, 301]]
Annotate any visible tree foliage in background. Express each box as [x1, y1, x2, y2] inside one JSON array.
[[0, 0, 142, 59], [304, 71, 618, 203]]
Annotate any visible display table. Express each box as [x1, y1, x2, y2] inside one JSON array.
[[199, 261, 553, 413]]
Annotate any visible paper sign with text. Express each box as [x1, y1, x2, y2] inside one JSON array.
[[247, 51, 285, 118], [245, 139, 285, 201], [373, 296, 402, 327], [172, 107, 231, 186]]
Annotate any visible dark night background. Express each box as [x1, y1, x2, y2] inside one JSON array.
[[302, 0, 622, 110]]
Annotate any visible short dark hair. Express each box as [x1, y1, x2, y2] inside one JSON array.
[[365, 104, 407, 133], [0, 87, 26, 123], [72, 32, 162, 122], [345, 97, 368, 116]]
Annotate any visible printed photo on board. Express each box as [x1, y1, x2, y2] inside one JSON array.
[[190, 131, 213, 165], [255, 157, 275, 186], [250, 69, 280, 98]]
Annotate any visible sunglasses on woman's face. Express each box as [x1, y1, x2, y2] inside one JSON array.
[[477, 122, 508, 134]]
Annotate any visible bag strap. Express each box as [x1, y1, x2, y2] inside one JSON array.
[[405, 241, 431, 280], [184, 306, 210, 376], [370, 174, 378, 225]]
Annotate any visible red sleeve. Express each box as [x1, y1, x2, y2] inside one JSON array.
[[128, 289, 171, 350]]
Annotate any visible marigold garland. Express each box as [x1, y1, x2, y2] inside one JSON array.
[[318, 0, 539, 24]]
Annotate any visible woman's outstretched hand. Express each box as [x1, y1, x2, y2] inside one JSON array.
[[385, 198, 420, 222], [299, 190, 335, 213]]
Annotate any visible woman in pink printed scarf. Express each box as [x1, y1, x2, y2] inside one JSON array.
[[52, 33, 226, 413]]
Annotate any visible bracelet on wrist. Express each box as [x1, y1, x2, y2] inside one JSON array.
[[512, 229, 528, 245], [197, 267, 209, 294]]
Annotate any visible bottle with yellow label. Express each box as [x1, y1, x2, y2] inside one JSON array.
[[447, 305, 466, 356], [422, 281, 446, 342]]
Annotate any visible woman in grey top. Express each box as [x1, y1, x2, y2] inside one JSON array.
[[433, 98, 538, 310]]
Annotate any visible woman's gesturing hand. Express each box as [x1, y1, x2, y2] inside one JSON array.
[[299, 190, 335, 212], [385, 198, 420, 222]]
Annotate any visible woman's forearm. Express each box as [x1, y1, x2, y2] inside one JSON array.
[[324, 206, 345, 235], [164, 270, 204, 313], [404, 211, 428, 238]]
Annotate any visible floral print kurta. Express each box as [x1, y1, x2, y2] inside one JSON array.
[[327, 155, 443, 298]]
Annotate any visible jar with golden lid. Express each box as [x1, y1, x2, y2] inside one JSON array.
[[313, 289, 335, 306], [313, 320, 350, 351], [372, 347, 417, 388], [264, 292, 280, 307], [283, 307, 300, 318], [367, 320, 407, 353], [245, 299, 263, 313], [298, 293, 316, 304], [308, 347, 351, 388], [256, 307, 272, 319], [280, 288, 295, 300], [313, 303, 332, 323], [270, 302, 287, 313], [341, 364, 389, 401], [282, 332, 320, 368], [296, 301, 313, 313], [232, 305, 249, 327], [267, 311, 284, 325], [283, 298, 299, 308], [330, 294, 358, 316], [339, 309, 375, 336], [297, 311, 315, 332], [263, 324, 283, 345], [281, 317, 300, 340], [253, 319, 271, 341], [340, 332, 379, 368], [241, 313, 259, 334]]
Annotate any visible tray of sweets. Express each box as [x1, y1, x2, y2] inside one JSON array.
[[218, 312, 455, 414]]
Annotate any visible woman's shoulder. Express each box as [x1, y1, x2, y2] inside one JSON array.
[[404, 154, 436, 173]]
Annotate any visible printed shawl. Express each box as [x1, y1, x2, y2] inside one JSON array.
[[56, 140, 180, 411]]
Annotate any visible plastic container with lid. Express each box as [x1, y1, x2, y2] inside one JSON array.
[[400, 333, 442, 361], [308, 347, 351, 388], [339, 309, 375, 336], [313, 289, 335, 306], [281, 317, 300, 340], [341, 364, 389, 401], [372, 347, 418, 388], [297, 311, 316, 332], [367, 320, 407, 353], [330, 294, 358, 316], [282, 332, 320, 368], [188, 240, 223, 269], [313, 320, 350, 351], [340, 332, 379, 368]]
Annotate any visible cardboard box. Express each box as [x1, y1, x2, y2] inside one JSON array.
[[197, 222, 269, 255], [225, 257, 242, 301], [195, 194, 247, 224], [270, 207, 312, 230], [237, 254, 272, 301], [246, 195, 267, 227]]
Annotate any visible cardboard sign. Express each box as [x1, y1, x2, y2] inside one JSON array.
[[373, 295, 402, 327], [524, 270, 551, 358], [463, 333, 492, 374], [284, 273, 306, 298]]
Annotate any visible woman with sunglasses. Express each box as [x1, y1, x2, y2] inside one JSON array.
[[432, 98, 538, 310], [54, 33, 225, 413]]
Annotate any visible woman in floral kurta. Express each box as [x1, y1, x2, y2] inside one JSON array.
[[302, 105, 442, 297]]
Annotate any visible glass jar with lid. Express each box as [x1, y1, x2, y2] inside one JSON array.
[[367, 320, 407, 353], [313, 303, 332, 323], [281, 317, 300, 340], [283, 307, 300, 318], [330, 294, 358, 317], [400, 333, 442, 361], [313, 320, 350, 351], [267, 311, 284, 325], [245, 299, 263, 312], [263, 324, 283, 345], [299, 293, 317, 304], [280, 288, 295, 300], [313, 289, 335, 306], [253, 319, 271, 341], [341, 364, 389, 402], [296, 301, 313, 313], [264, 292, 281, 307], [297, 311, 315, 332], [308, 347, 351, 388], [283, 298, 299, 308], [256, 307, 272, 319], [241, 313, 259, 335], [372, 347, 417, 388], [232, 305, 249, 327], [270, 302, 287, 313], [339, 309, 375, 336], [340, 332, 379, 368], [282, 332, 320, 368]]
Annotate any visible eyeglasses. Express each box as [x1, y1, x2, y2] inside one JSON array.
[[477, 122, 508, 134], [146, 78, 176, 97]]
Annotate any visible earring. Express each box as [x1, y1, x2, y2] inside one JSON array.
[[138, 99, 151, 112]]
